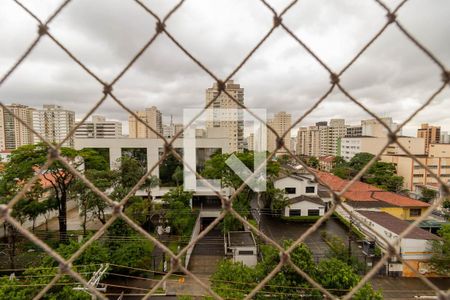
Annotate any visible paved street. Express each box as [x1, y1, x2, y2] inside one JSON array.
[[370, 277, 450, 299]]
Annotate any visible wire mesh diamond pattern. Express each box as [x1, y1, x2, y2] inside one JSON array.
[[0, 0, 449, 299]]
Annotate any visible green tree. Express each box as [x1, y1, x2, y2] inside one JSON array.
[[306, 156, 319, 169], [419, 187, 438, 203], [267, 187, 289, 216], [72, 169, 118, 234], [163, 187, 195, 236], [78, 148, 109, 171], [159, 151, 183, 186], [349, 152, 375, 172], [1, 144, 84, 242], [211, 259, 255, 299], [316, 258, 381, 299], [429, 224, 450, 275]]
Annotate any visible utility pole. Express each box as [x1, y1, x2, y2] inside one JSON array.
[[348, 215, 352, 264]]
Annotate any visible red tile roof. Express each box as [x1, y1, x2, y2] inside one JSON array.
[[314, 170, 429, 208]]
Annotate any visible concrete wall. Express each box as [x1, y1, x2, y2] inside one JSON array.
[[185, 213, 202, 268], [231, 246, 257, 266]]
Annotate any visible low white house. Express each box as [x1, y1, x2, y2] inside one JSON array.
[[274, 174, 319, 199], [353, 210, 441, 277], [284, 196, 325, 218], [225, 231, 258, 267], [274, 174, 326, 217]]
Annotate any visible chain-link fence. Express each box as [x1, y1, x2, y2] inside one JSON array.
[[0, 0, 449, 299]]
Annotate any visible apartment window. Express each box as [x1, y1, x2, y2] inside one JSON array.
[[441, 174, 450, 177], [413, 174, 424, 178], [289, 209, 301, 217], [308, 209, 320, 216], [305, 186, 315, 193], [414, 165, 423, 169], [285, 187, 296, 194], [410, 209, 421, 217], [238, 250, 254, 255]]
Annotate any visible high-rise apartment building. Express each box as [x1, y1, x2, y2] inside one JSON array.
[[417, 123, 441, 154], [346, 125, 362, 137], [0, 104, 34, 151], [296, 126, 320, 157], [296, 120, 346, 157], [267, 111, 292, 154], [319, 119, 347, 156], [33, 104, 75, 147], [441, 131, 450, 144], [362, 117, 400, 138], [75, 115, 122, 139], [128, 106, 162, 138], [205, 80, 244, 153]]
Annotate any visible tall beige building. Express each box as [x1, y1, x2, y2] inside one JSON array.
[[33, 105, 75, 147], [75, 115, 122, 139], [319, 119, 347, 156], [417, 123, 440, 154], [361, 117, 400, 138], [267, 111, 291, 154], [0, 104, 34, 151], [128, 106, 162, 138], [382, 144, 450, 190], [296, 126, 320, 157], [205, 80, 244, 152]]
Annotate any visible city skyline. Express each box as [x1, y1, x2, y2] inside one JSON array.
[[2, 99, 450, 139], [0, 0, 449, 136]]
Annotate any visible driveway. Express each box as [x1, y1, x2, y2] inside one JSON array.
[[256, 212, 366, 263]]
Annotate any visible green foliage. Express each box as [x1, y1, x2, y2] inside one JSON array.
[[159, 151, 183, 187], [220, 194, 251, 234], [163, 187, 195, 236], [118, 156, 146, 189], [211, 240, 382, 299], [202, 151, 280, 190], [78, 148, 109, 171], [0, 270, 90, 300], [110, 237, 154, 273], [211, 260, 256, 299], [267, 187, 289, 214], [331, 152, 404, 192], [429, 224, 450, 275], [281, 216, 321, 222], [72, 169, 117, 229], [419, 187, 438, 203], [306, 156, 319, 168], [320, 231, 363, 272]]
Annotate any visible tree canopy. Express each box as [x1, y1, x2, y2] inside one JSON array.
[[332, 152, 404, 192]]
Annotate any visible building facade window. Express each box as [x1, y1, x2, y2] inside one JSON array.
[[305, 186, 315, 193], [308, 209, 320, 216], [410, 209, 421, 217], [289, 209, 301, 216], [238, 250, 254, 255], [285, 187, 296, 194]]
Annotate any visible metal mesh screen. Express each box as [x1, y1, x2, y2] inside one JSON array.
[[0, 0, 449, 299]]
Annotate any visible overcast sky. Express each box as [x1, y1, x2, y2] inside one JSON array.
[[0, 0, 449, 136]]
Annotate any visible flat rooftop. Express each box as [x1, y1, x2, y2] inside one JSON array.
[[228, 231, 256, 247]]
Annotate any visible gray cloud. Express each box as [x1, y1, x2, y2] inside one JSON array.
[[0, 0, 449, 137]]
